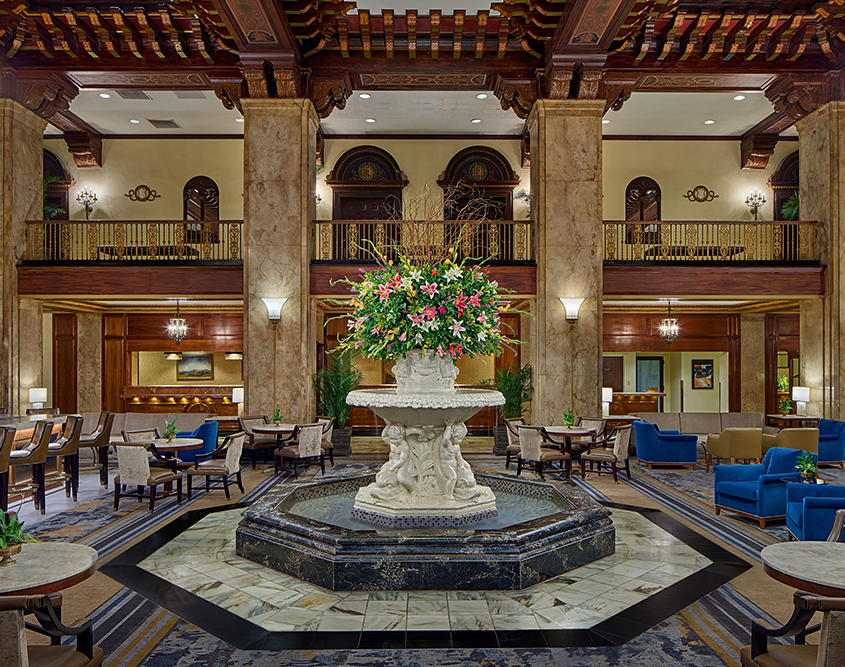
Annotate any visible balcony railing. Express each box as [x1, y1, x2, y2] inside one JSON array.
[[24, 220, 243, 262], [603, 220, 819, 263], [314, 219, 533, 262]]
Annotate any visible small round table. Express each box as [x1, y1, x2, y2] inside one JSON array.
[[150, 437, 204, 454], [253, 423, 298, 445], [544, 427, 597, 457], [761, 541, 845, 596]]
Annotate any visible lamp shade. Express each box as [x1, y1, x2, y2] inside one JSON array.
[[261, 298, 287, 322], [559, 298, 585, 320], [29, 388, 47, 403], [232, 387, 244, 404], [602, 387, 614, 403], [792, 386, 810, 403]]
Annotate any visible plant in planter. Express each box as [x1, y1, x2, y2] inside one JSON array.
[[779, 396, 793, 416], [795, 450, 818, 483], [163, 417, 178, 442], [777, 376, 789, 392], [313, 351, 362, 456], [480, 364, 533, 455], [562, 408, 576, 427], [0, 511, 36, 566], [273, 408, 284, 425], [781, 191, 799, 221]]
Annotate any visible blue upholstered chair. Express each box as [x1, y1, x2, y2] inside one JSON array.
[[632, 421, 698, 470], [177, 420, 219, 466], [817, 419, 845, 468], [786, 483, 845, 541], [714, 447, 813, 528]]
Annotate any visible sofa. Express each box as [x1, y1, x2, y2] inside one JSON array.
[[633, 412, 777, 438], [632, 421, 698, 470]]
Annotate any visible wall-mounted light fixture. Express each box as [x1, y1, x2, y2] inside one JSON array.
[[602, 387, 613, 417], [559, 298, 585, 329], [166, 300, 188, 345], [745, 188, 766, 221], [29, 387, 47, 410], [792, 386, 810, 416], [76, 187, 98, 220], [224, 352, 244, 360], [164, 352, 183, 361], [261, 298, 287, 330]]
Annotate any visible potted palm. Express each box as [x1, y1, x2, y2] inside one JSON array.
[[313, 351, 362, 456], [795, 450, 817, 483], [0, 511, 36, 566], [482, 364, 533, 455]]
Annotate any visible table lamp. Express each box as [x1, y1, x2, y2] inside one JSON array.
[[232, 387, 244, 417], [29, 387, 47, 410], [602, 387, 613, 417], [792, 386, 810, 416]]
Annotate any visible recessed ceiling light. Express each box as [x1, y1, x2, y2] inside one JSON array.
[[476, 93, 488, 99], [602, 119, 611, 125], [235, 118, 244, 123], [733, 95, 746, 101], [471, 118, 482, 124], [365, 118, 376, 123], [704, 119, 716, 125], [359, 93, 371, 99], [99, 93, 110, 99], [129, 119, 140, 124]]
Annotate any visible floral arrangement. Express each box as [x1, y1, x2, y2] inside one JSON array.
[[338, 252, 513, 362]]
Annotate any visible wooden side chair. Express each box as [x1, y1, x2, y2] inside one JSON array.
[[516, 425, 571, 480], [275, 424, 325, 478], [46, 415, 83, 502], [78, 411, 115, 487], [315, 415, 335, 464], [0, 426, 16, 512], [580, 424, 633, 483], [0, 592, 103, 667], [186, 432, 246, 499], [504, 417, 525, 470], [8, 421, 53, 514], [122, 428, 180, 472], [113, 442, 182, 513], [238, 415, 276, 467]]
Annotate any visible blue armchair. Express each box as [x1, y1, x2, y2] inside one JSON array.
[[714, 447, 813, 528], [817, 419, 845, 467], [177, 421, 219, 466], [633, 421, 698, 470], [786, 482, 845, 540]]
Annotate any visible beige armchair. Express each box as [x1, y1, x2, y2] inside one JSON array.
[[762, 428, 819, 455], [705, 427, 763, 472]]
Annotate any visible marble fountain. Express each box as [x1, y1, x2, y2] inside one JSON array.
[[236, 351, 615, 591]]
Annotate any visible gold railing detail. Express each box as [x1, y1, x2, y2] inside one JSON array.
[[25, 220, 243, 262], [603, 221, 819, 263], [314, 219, 533, 262]]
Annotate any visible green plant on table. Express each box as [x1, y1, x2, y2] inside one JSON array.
[[777, 376, 789, 392], [163, 417, 178, 440], [273, 408, 284, 424], [795, 450, 817, 478], [0, 511, 36, 549], [562, 408, 576, 427], [778, 396, 792, 415]]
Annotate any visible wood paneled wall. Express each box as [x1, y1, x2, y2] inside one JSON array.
[[52, 313, 77, 414], [125, 313, 243, 352], [103, 314, 128, 413], [765, 313, 800, 416]]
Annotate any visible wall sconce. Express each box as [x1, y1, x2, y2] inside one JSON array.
[[315, 192, 322, 205], [602, 387, 613, 417], [29, 387, 47, 410], [225, 352, 244, 360], [261, 297, 288, 330], [745, 188, 766, 221], [792, 386, 810, 416], [559, 298, 585, 329], [76, 187, 98, 220], [164, 352, 183, 361]]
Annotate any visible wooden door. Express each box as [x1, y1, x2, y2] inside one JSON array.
[[602, 356, 623, 392], [335, 196, 399, 259], [53, 314, 77, 414]]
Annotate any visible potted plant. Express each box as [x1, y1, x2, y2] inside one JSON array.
[[795, 450, 817, 483], [481, 364, 533, 455], [0, 511, 36, 566], [163, 417, 178, 443], [779, 396, 792, 416], [313, 351, 362, 456], [273, 408, 284, 425], [562, 408, 576, 427]]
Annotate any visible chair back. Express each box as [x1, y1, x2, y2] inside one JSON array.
[[775, 427, 820, 454], [516, 425, 544, 461], [16, 421, 53, 464], [579, 418, 606, 438], [504, 418, 525, 446], [722, 427, 763, 458], [223, 432, 246, 473], [239, 416, 269, 441], [50, 415, 83, 455], [611, 425, 632, 461], [114, 443, 151, 487], [84, 412, 115, 447], [0, 427, 16, 473], [297, 424, 324, 458], [316, 416, 335, 443], [123, 428, 160, 442]]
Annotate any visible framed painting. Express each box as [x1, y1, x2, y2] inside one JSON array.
[[691, 359, 713, 390], [177, 353, 213, 381]]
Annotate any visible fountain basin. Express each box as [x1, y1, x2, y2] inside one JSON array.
[[236, 473, 615, 591]]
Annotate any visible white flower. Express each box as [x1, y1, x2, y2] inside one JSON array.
[[409, 269, 423, 282], [478, 330, 487, 341], [444, 266, 463, 282], [414, 333, 424, 345], [400, 276, 414, 290]]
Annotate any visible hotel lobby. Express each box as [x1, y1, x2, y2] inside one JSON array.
[[3, 1, 845, 665]]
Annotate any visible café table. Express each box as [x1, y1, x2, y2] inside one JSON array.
[[761, 541, 845, 597], [253, 423, 298, 446], [0, 542, 98, 667], [144, 437, 202, 489], [543, 426, 597, 458]]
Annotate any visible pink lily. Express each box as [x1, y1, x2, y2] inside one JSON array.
[[421, 282, 439, 297]]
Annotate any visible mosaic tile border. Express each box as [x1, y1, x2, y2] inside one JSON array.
[[350, 506, 499, 528]]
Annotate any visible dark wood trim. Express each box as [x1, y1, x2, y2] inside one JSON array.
[[10, 563, 98, 596], [52, 313, 78, 415], [728, 314, 741, 412], [765, 313, 800, 417], [322, 134, 522, 141], [103, 314, 128, 414]]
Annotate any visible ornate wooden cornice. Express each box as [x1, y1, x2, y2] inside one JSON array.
[[494, 75, 537, 119], [310, 75, 352, 119], [64, 130, 102, 168], [765, 74, 827, 120]]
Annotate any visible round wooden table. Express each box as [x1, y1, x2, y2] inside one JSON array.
[[253, 423, 298, 445], [150, 437, 203, 453], [543, 427, 597, 456], [761, 541, 845, 596]]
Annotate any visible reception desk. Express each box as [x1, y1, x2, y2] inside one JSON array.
[[610, 392, 664, 414]]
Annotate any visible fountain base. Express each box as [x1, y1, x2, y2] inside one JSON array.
[[351, 484, 497, 528]]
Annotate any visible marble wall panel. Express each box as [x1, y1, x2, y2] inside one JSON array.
[[740, 314, 765, 413], [77, 313, 102, 413], [528, 100, 604, 424], [243, 99, 318, 420], [18, 300, 42, 413], [0, 100, 46, 414]]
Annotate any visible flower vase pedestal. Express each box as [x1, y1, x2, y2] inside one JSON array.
[[348, 349, 505, 528]]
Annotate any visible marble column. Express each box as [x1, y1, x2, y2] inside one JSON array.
[[740, 314, 766, 413], [0, 100, 46, 415], [796, 102, 845, 418], [527, 100, 603, 424], [242, 99, 318, 420], [77, 313, 102, 412]]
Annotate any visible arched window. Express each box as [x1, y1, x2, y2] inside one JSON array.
[[769, 151, 799, 221], [625, 176, 661, 221], [438, 146, 519, 220], [43, 149, 73, 220], [183, 176, 219, 244]]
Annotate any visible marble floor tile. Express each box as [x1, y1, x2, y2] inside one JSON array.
[[408, 599, 448, 615], [290, 591, 346, 612], [367, 600, 409, 614], [363, 613, 406, 632], [407, 614, 451, 631], [328, 599, 368, 615], [448, 599, 492, 615], [449, 614, 494, 631], [492, 615, 540, 630], [486, 597, 531, 616], [369, 591, 407, 601], [317, 613, 366, 632]]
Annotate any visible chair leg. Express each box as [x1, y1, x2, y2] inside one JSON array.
[[71, 452, 79, 501], [537, 460, 545, 480], [149, 485, 156, 513], [113, 483, 120, 510], [705, 452, 711, 473], [327, 448, 334, 466], [176, 478, 183, 504], [223, 475, 230, 500], [565, 457, 571, 480], [611, 462, 618, 484], [292, 459, 299, 479], [99, 446, 109, 487], [516, 457, 523, 476], [625, 458, 631, 480], [206, 476, 210, 491], [320, 454, 326, 476], [759, 518, 766, 529], [137, 485, 144, 501], [35, 462, 46, 515], [0, 471, 8, 512], [505, 451, 511, 470], [187, 474, 193, 499], [236, 470, 244, 494]]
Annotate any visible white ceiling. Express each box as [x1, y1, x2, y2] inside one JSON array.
[[46, 88, 790, 138]]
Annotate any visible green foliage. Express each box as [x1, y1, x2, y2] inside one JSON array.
[[779, 396, 792, 415], [0, 511, 36, 549], [163, 417, 178, 439], [480, 364, 533, 419], [562, 408, 576, 427], [313, 351, 362, 429], [777, 376, 789, 392], [795, 450, 817, 475], [273, 408, 283, 423], [42, 177, 66, 220], [781, 191, 799, 221]]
